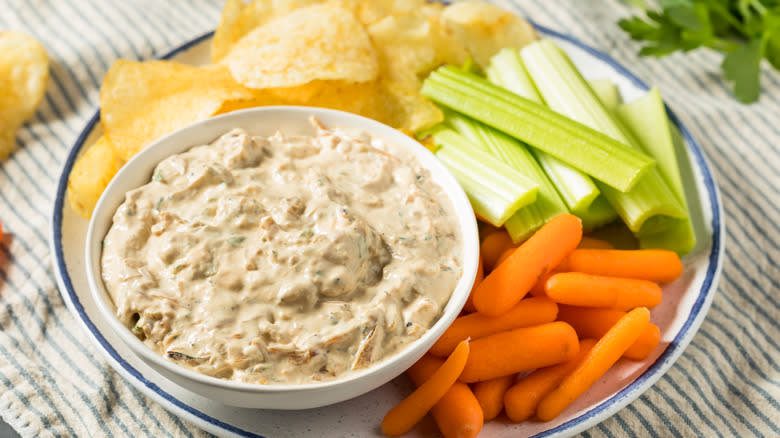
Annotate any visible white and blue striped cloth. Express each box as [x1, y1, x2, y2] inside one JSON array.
[[0, 1, 777, 436]]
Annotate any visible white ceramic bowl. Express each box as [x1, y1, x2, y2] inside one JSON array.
[[84, 106, 480, 409]]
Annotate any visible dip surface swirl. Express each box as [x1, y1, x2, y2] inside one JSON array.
[[101, 121, 462, 384]]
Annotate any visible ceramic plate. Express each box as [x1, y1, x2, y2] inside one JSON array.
[[50, 25, 724, 438]]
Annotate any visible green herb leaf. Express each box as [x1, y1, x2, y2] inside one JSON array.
[[618, 0, 780, 103], [226, 236, 246, 246], [663, 0, 703, 31], [620, 0, 649, 9], [766, 20, 780, 70], [722, 38, 763, 103]]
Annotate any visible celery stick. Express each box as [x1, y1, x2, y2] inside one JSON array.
[[520, 40, 686, 235], [486, 49, 612, 216], [639, 220, 696, 255], [617, 88, 696, 255], [462, 56, 482, 75], [533, 152, 599, 212], [442, 108, 490, 153], [617, 88, 684, 203], [588, 79, 622, 112], [445, 111, 569, 242], [486, 48, 542, 102], [430, 127, 538, 226], [578, 195, 620, 230], [421, 67, 654, 192]]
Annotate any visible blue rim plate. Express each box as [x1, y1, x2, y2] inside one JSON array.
[[50, 24, 724, 438]]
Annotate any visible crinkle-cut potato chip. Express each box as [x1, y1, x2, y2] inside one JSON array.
[[68, 136, 124, 219], [220, 4, 379, 89], [0, 31, 49, 160], [100, 60, 254, 161], [211, 0, 330, 63], [441, 0, 538, 69]]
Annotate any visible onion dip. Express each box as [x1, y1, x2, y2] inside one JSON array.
[[100, 119, 463, 384]]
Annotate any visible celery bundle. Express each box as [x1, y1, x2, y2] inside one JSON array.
[[519, 40, 686, 237], [419, 40, 696, 254], [617, 89, 697, 255], [428, 126, 539, 227], [487, 48, 617, 230], [421, 66, 654, 192], [445, 111, 569, 242]]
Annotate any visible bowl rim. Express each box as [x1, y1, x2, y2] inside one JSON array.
[[83, 105, 480, 393]]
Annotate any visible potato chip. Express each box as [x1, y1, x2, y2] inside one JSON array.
[[265, 81, 334, 103], [427, 10, 470, 68], [0, 127, 14, 161], [368, 12, 437, 78], [375, 74, 443, 133], [335, 0, 427, 25], [221, 4, 379, 89], [367, 9, 468, 80], [0, 31, 49, 160], [441, 1, 538, 69], [259, 76, 440, 133], [211, 0, 330, 62], [273, 80, 381, 119], [420, 2, 445, 17], [68, 136, 124, 218], [211, 0, 247, 63], [100, 60, 254, 161], [215, 89, 289, 115]]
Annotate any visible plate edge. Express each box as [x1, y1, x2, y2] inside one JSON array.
[[48, 25, 725, 438]]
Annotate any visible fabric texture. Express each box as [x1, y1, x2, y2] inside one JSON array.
[[0, 0, 777, 437]]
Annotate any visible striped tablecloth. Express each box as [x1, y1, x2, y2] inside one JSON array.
[[0, 1, 777, 436]]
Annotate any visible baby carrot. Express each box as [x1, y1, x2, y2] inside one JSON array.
[[557, 305, 661, 360], [504, 338, 597, 423], [477, 216, 501, 236], [430, 297, 558, 357], [480, 230, 514, 272], [528, 270, 557, 298], [472, 374, 516, 421], [382, 341, 470, 436], [406, 355, 483, 438], [0, 221, 3, 244], [536, 307, 651, 421], [474, 214, 582, 316], [544, 272, 663, 310], [577, 236, 614, 249], [495, 247, 516, 267], [626, 323, 661, 360], [559, 249, 683, 283], [463, 256, 484, 314], [459, 321, 579, 383]]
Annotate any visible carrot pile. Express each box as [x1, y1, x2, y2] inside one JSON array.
[[381, 214, 684, 437]]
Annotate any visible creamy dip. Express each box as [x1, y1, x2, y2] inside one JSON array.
[[101, 119, 462, 384]]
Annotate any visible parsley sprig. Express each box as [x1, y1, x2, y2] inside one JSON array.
[[618, 0, 780, 103]]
